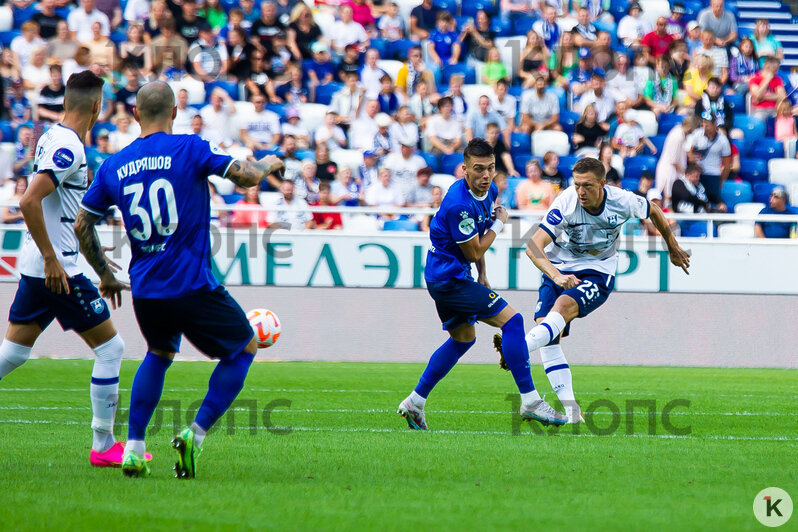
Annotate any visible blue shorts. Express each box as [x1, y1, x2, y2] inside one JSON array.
[[427, 278, 508, 331], [534, 269, 615, 337], [132, 285, 254, 359], [8, 274, 110, 333]]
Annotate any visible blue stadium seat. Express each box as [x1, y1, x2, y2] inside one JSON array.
[[680, 221, 709, 237], [512, 153, 533, 173], [508, 85, 523, 99], [390, 39, 420, 61], [254, 149, 281, 158], [557, 155, 579, 177], [658, 113, 684, 135], [205, 80, 239, 102], [265, 104, 287, 121], [731, 137, 750, 158], [295, 149, 315, 160], [513, 15, 536, 36], [442, 64, 476, 85], [221, 193, 243, 204], [441, 153, 465, 175], [721, 181, 753, 212], [739, 158, 769, 182], [621, 178, 639, 191], [0, 121, 14, 142], [734, 114, 766, 140], [645, 134, 667, 156], [510, 132, 531, 155], [726, 93, 745, 114], [219, 0, 240, 12], [89, 122, 116, 146], [462, 0, 497, 18], [419, 151, 440, 172], [752, 139, 785, 161], [623, 156, 658, 180], [368, 38, 390, 60], [13, 6, 37, 29], [753, 182, 779, 204], [314, 82, 342, 105], [765, 116, 776, 137], [0, 30, 20, 48], [548, 86, 566, 115], [505, 177, 523, 208], [559, 110, 579, 138], [489, 17, 512, 37], [384, 219, 420, 231], [433, 0, 457, 15]]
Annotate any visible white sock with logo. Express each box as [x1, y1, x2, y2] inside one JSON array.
[[540, 344, 577, 413], [0, 339, 32, 379], [90, 335, 124, 452]]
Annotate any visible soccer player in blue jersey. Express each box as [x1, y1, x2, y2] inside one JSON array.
[[74, 81, 285, 478], [0, 71, 138, 468], [397, 138, 567, 430], [495, 157, 690, 423]]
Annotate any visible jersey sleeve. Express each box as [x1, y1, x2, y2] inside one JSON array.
[[81, 162, 113, 216], [36, 139, 83, 188], [539, 193, 569, 240], [195, 136, 235, 178], [621, 189, 651, 220], [446, 203, 480, 244]]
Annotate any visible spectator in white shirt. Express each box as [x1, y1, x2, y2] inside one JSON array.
[[425, 96, 463, 155], [239, 93, 282, 152], [330, 4, 369, 56], [329, 71, 365, 127], [576, 72, 617, 123], [349, 99, 381, 150], [366, 167, 403, 209], [490, 79, 517, 138], [519, 74, 561, 133], [189, 21, 229, 82], [282, 107, 311, 150], [606, 53, 643, 108], [200, 87, 238, 146], [268, 180, 314, 230], [617, 2, 651, 49], [382, 138, 427, 198], [109, 112, 141, 153], [360, 48, 386, 99], [68, 0, 111, 43], [389, 105, 420, 150], [173, 88, 198, 135], [314, 110, 348, 151], [11, 21, 46, 68]]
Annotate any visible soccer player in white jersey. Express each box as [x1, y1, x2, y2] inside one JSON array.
[[495, 157, 690, 422], [0, 71, 144, 467]]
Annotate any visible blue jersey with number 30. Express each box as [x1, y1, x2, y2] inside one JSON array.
[[82, 133, 234, 299]]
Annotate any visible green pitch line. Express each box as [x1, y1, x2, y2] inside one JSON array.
[[0, 360, 795, 531]]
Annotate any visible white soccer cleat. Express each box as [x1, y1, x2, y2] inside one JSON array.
[[397, 397, 428, 430], [520, 399, 568, 426], [566, 406, 586, 424]]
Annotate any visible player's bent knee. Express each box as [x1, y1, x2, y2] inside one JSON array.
[[449, 323, 476, 343], [500, 312, 524, 333], [243, 335, 259, 356], [93, 334, 124, 378], [552, 295, 580, 322]]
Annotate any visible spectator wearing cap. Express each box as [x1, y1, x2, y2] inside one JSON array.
[[86, 128, 112, 180], [694, 76, 734, 135], [382, 138, 427, 194], [310, 182, 343, 230], [360, 48, 387, 99], [359, 150, 379, 189], [686, 112, 731, 205], [405, 166, 435, 207], [666, 2, 687, 39], [518, 74, 560, 134], [389, 105, 419, 150], [571, 7, 598, 49], [567, 47, 596, 99], [396, 45, 436, 99], [37, 64, 65, 123], [532, 5, 560, 50], [698, 0, 737, 50], [425, 96, 463, 155], [642, 17, 676, 60], [749, 57, 787, 120], [576, 71, 615, 123], [282, 107, 310, 149], [32, 0, 65, 40], [307, 42, 335, 87], [516, 159, 555, 211], [694, 29, 728, 86], [349, 99, 381, 150], [465, 95, 503, 142], [409, 0, 441, 41], [617, 2, 651, 49], [173, 88, 198, 135], [11, 21, 45, 68], [684, 21, 702, 56], [337, 43, 363, 79], [188, 21, 228, 81], [240, 93, 282, 152], [330, 71, 365, 128], [330, 4, 369, 57], [68, 0, 111, 43], [268, 180, 314, 231], [607, 52, 642, 108], [755, 188, 798, 238], [150, 16, 189, 80], [372, 113, 393, 157]]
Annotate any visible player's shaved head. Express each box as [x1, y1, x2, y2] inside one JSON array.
[[135, 81, 176, 123], [63, 70, 103, 112]]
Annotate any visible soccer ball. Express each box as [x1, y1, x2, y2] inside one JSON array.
[[247, 309, 281, 348]]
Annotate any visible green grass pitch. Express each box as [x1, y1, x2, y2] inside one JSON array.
[[0, 360, 796, 531]]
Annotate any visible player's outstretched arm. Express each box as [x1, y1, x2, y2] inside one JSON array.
[[20, 173, 69, 294], [457, 206, 508, 263], [74, 209, 129, 308], [224, 155, 286, 188], [525, 228, 581, 289], [649, 202, 691, 275]]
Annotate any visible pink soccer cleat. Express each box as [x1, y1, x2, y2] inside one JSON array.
[[90, 441, 152, 467]]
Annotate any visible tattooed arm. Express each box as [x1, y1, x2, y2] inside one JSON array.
[[224, 155, 286, 188], [74, 209, 128, 308]]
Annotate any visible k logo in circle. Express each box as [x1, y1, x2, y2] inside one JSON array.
[[754, 487, 793, 527]]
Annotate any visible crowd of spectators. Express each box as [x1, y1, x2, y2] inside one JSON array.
[[0, 0, 795, 236]]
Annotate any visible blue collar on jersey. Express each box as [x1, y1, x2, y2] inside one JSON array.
[[583, 186, 608, 216]]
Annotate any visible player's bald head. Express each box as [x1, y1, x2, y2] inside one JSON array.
[[135, 81, 176, 123], [64, 70, 104, 112]]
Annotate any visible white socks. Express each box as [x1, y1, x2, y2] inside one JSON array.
[[540, 344, 577, 411], [409, 390, 426, 408], [125, 439, 146, 457], [525, 312, 566, 353], [520, 389, 542, 407], [190, 422, 207, 447], [90, 335, 124, 452], [0, 339, 32, 379]]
